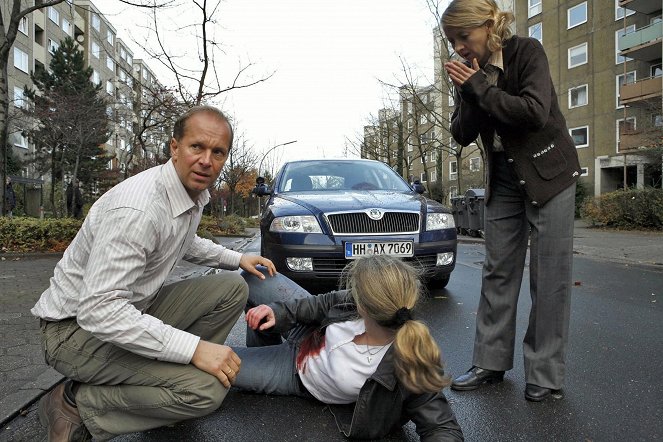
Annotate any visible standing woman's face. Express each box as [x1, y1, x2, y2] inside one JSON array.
[[444, 24, 492, 67]]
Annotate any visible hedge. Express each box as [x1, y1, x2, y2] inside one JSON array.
[[581, 187, 663, 230], [0, 214, 255, 253]]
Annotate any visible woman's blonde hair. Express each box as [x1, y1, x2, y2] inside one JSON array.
[[442, 0, 515, 53], [340, 255, 450, 394]]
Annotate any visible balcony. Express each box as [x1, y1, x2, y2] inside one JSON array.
[[620, 76, 663, 105], [619, 0, 662, 15], [619, 127, 662, 152], [619, 21, 663, 62]]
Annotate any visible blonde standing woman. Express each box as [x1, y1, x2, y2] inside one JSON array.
[[233, 255, 463, 441], [442, 0, 581, 401]]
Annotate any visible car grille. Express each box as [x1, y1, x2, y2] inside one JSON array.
[[327, 211, 420, 235], [313, 254, 439, 277]]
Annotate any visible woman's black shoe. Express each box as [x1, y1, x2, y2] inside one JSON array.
[[451, 366, 505, 391]]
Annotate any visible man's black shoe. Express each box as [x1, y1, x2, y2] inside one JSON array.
[[525, 383, 562, 402], [451, 366, 505, 391]]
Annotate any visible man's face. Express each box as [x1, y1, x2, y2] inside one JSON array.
[[444, 24, 491, 67], [170, 111, 231, 200]]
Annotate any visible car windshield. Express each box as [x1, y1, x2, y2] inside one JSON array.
[[278, 160, 412, 192]]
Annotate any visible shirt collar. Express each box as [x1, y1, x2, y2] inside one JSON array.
[[161, 159, 210, 217], [487, 49, 504, 72]]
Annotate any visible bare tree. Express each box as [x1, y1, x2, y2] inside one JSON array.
[[217, 133, 258, 215]]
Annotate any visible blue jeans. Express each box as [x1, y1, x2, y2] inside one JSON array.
[[232, 270, 314, 398]]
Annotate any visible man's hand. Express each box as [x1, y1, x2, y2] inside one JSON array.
[[191, 340, 241, 388], [444, 58, 480, 88], [245, 304, 276, 331], [239, 255, 277, 280]]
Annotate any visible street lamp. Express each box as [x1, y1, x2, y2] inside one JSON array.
[[258, 140, 297, 177]]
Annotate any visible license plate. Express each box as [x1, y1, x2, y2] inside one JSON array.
[[344, 241, 413, 259]]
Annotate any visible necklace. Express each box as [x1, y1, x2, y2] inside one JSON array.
[[354, 340, 390, 363]]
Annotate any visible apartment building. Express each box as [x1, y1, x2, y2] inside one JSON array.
[[4, 0, 167, 184]]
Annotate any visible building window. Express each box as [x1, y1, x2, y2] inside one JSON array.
[[615, 0, 635, 20], [91, 41, 100, 58], [448, 91, 454, 107], [616, 117, 636, 150], [568, 2, 587, 29], [13, 132, 28, 149], [408, 155, 413, 170], [92, 13, 101, 31], [120, 47, 127, 61], [528, 0, 542, 18], [469, 157, 481, 172], [652, 114, 663, 127], [48, 39, 59, 55], [449, 160, 458, 177], [126, 54, 133, 65], [616, 25, 635, 64], [48, 7, 59, 24], [568, 43, 588, 68], [106, 31, 114, 45], [106, 81, 113, 95], [92, 69, 100, 85], [13, 47, 29, 73], [569, 126, 589, 148], [420, 172, 427, 183], [420, 113, 427, 125], [529, 22, 542, 43], [106, 57, 115, 72], [430, 170, 437, 182], [580, 167, 589, 177], [568, 84, 588, 108], [13, 87, 25, 108], [18, 16, 28, 35], [62, 18, 71, 36], [650, 63, 662, 78], [616, 71, 636, 108], [142, 68, 148, 80]]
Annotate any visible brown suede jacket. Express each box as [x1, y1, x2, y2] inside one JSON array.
[[268, 290, 464, 441], [450, 35, 581, 206]]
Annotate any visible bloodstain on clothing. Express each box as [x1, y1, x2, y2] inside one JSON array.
[[296, 328, 326, 373]]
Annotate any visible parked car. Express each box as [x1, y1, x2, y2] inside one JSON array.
[[253, 159, 457, 291]]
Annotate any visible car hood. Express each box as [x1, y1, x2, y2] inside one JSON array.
[[274, 190, 433, 214]]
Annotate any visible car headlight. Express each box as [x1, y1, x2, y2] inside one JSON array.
[[426, 212, 455, 230], [270, 216, 322, 233]]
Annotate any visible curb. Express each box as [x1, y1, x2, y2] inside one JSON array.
[[0, 232, 259, 429]]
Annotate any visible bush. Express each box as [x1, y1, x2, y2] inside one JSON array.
[[0, 217, 83, 253], [198, 214, 248, 236], [581, 187, 663, 230]]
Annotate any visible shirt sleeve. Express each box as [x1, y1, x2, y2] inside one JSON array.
[[76, 207, 200, 364], [182, 235, 242, 269]]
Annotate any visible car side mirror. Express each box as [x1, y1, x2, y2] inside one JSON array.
[[412, 180, 426, 194], [253, 176, 272, 196]]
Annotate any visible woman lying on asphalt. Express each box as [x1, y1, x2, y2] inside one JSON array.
[[232, 255, 463, 441]]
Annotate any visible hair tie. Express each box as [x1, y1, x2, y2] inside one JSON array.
[[393, 307, 413, 326]]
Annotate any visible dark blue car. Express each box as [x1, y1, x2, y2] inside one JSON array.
[[254, 159, 457, 291]]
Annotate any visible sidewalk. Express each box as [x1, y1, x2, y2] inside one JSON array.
[[0, 223, 661, 429]]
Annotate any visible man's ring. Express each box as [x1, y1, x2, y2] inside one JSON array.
[[228, 369, 234, 374]]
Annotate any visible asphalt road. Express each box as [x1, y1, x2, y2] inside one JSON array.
[[1, 237, 662, 441]]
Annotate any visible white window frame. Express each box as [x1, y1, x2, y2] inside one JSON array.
[[13, 47, 29, 73], [106, 81, 114, 95], [106, 57, 115, 72], [48, 7, 59, 25], [13, 131, 28, 149], [91, 41, 100, 58], [48, 39, 59, 55], [430, 170, 437, 183], [449, 160, 458, 177], [568, 84, 588, 108], [62, 18, 72, 36], [528, 0, 542, 18], [569, 125, 589, 148], [91, 13, 101, 32], [616, 71, 636, 109], [18, 16, 29, 35], [580, 167, 589, 177], [106, 30, 114, 45], [420, 172, 427, 183], [615, 0, 635, 20], [529, 22, 542, 43], [568, 42, 588, 68], [92, 69, 100, 85], [126, 54, 133, 65], [616, 26, 635, 64], [652, 63, 662, 78], [568, 2, 588, 29], [469, 157, 481, 172], [13, 87, 25, 109]]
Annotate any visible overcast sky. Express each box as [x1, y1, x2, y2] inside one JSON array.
[[99, 0, 442, 169]]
